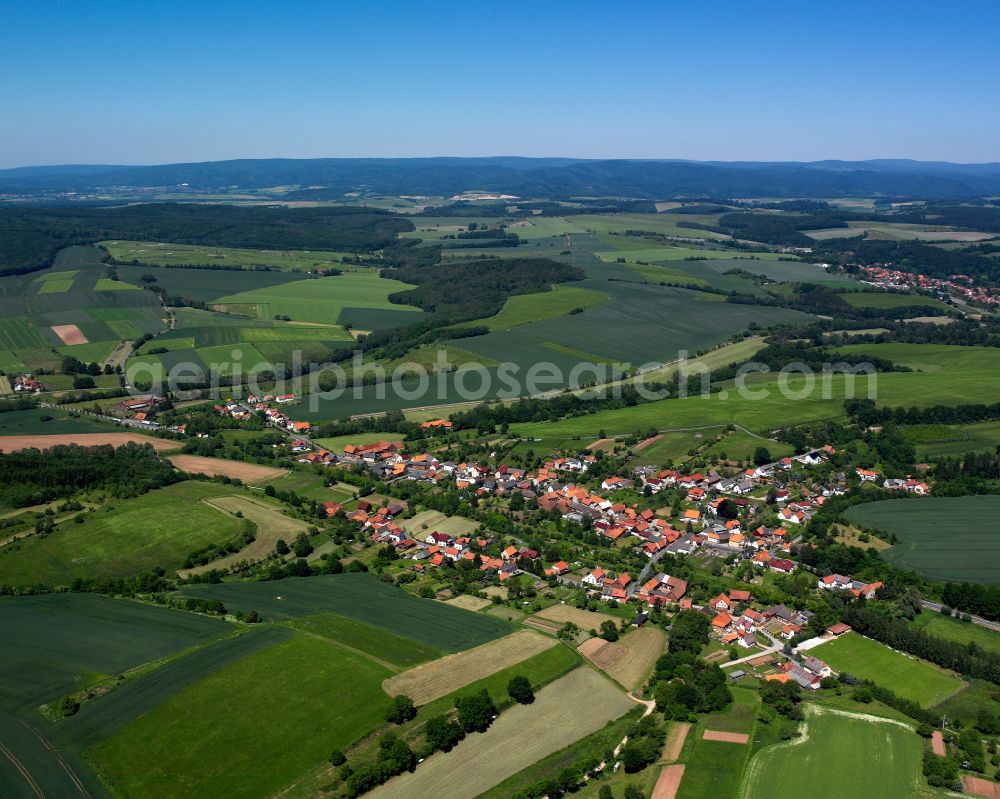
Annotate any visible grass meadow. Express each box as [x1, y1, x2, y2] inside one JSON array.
[[846, 495, 1000, 583], [0, 481, 246, 587], [911, 611, 1000, 657], [813, 633, 963, 706]]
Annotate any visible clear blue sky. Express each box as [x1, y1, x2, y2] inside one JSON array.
[[2, 0, 998, 167]]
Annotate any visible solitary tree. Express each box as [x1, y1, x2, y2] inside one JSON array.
[[507, 675, 534, 704]]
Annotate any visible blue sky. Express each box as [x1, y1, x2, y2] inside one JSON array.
[[1, 0, 998, 166]]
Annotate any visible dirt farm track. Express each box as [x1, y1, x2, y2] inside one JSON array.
[[0, 432, 177, 453]]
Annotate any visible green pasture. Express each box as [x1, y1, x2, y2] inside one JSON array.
[[116, 263, 314, 304], [847, 495, 1000, 584], [813, 633, 963, 706], [0, 481, 246, 587]]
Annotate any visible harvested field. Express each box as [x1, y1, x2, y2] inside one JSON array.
[[398, 509, 479, 537], [179, 495, 309, 576], [368, 667, 632, 799], [577, 637, 609, 657], [652, 764, 686, 799], [587, 437, 615, 451], [0, 432, 177, 453], [582, 626, 666, 690], [533, 604, 618, 631], [444, 595, 491, 612], [662, 721, 691, 761], [931, 730, 946, 756], [964, 776, 1000, 799], [634, 434, 663, 451], [168, 454, 287, 482], [702, 730, 748, 744], [381, 630, 556, 704], [51, 323, 88, 345]]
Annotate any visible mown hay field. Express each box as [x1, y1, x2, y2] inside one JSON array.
[[0, 431, 177, 453], [368, 667, 633, 799], [398, 510, 479, 537], [382, 630, 557, 704], [581, 626, 666, 690], [168, 454, 287, 483], [532, 604, 620, 631]]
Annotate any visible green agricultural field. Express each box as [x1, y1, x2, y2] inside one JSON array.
[[53, 627, 292, 751], [102, 240, 354, 270], [0, 407, 110, 434], [847, 495, 1000, 583], [911, 611, 1000, 657], [289, 613, 442, 669], [596, 245, 781, 263], [0, 592, 227, 710], [36, 277, 75, 294], [94, 278, 140, 291], [834, 342, 1000, 373], [699, 258, 858, 286], [92, 630, 393, 799], [675, 693, 759, 799], [908, 419, 1000, 458], [702, 429, 794, 463], [813, 633, 963, 706], [178, 573, 513, 651], [511, 364, 1000, 440], [116, 263, 315, 304], [0, 481, 247, 587], [575, 212, 729, 240], [628, 428, 722, 466], [738, 707, 927, 799], [839, 291, 953, 311], [476, 284, 608, 330], [842, 221, 998, 242], [213, 270, 424, 324]]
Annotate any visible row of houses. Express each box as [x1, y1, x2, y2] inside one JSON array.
[[215, 397, 311, 434]]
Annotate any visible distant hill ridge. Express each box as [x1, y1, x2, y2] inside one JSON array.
[[3, 156, 1000, 198]]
